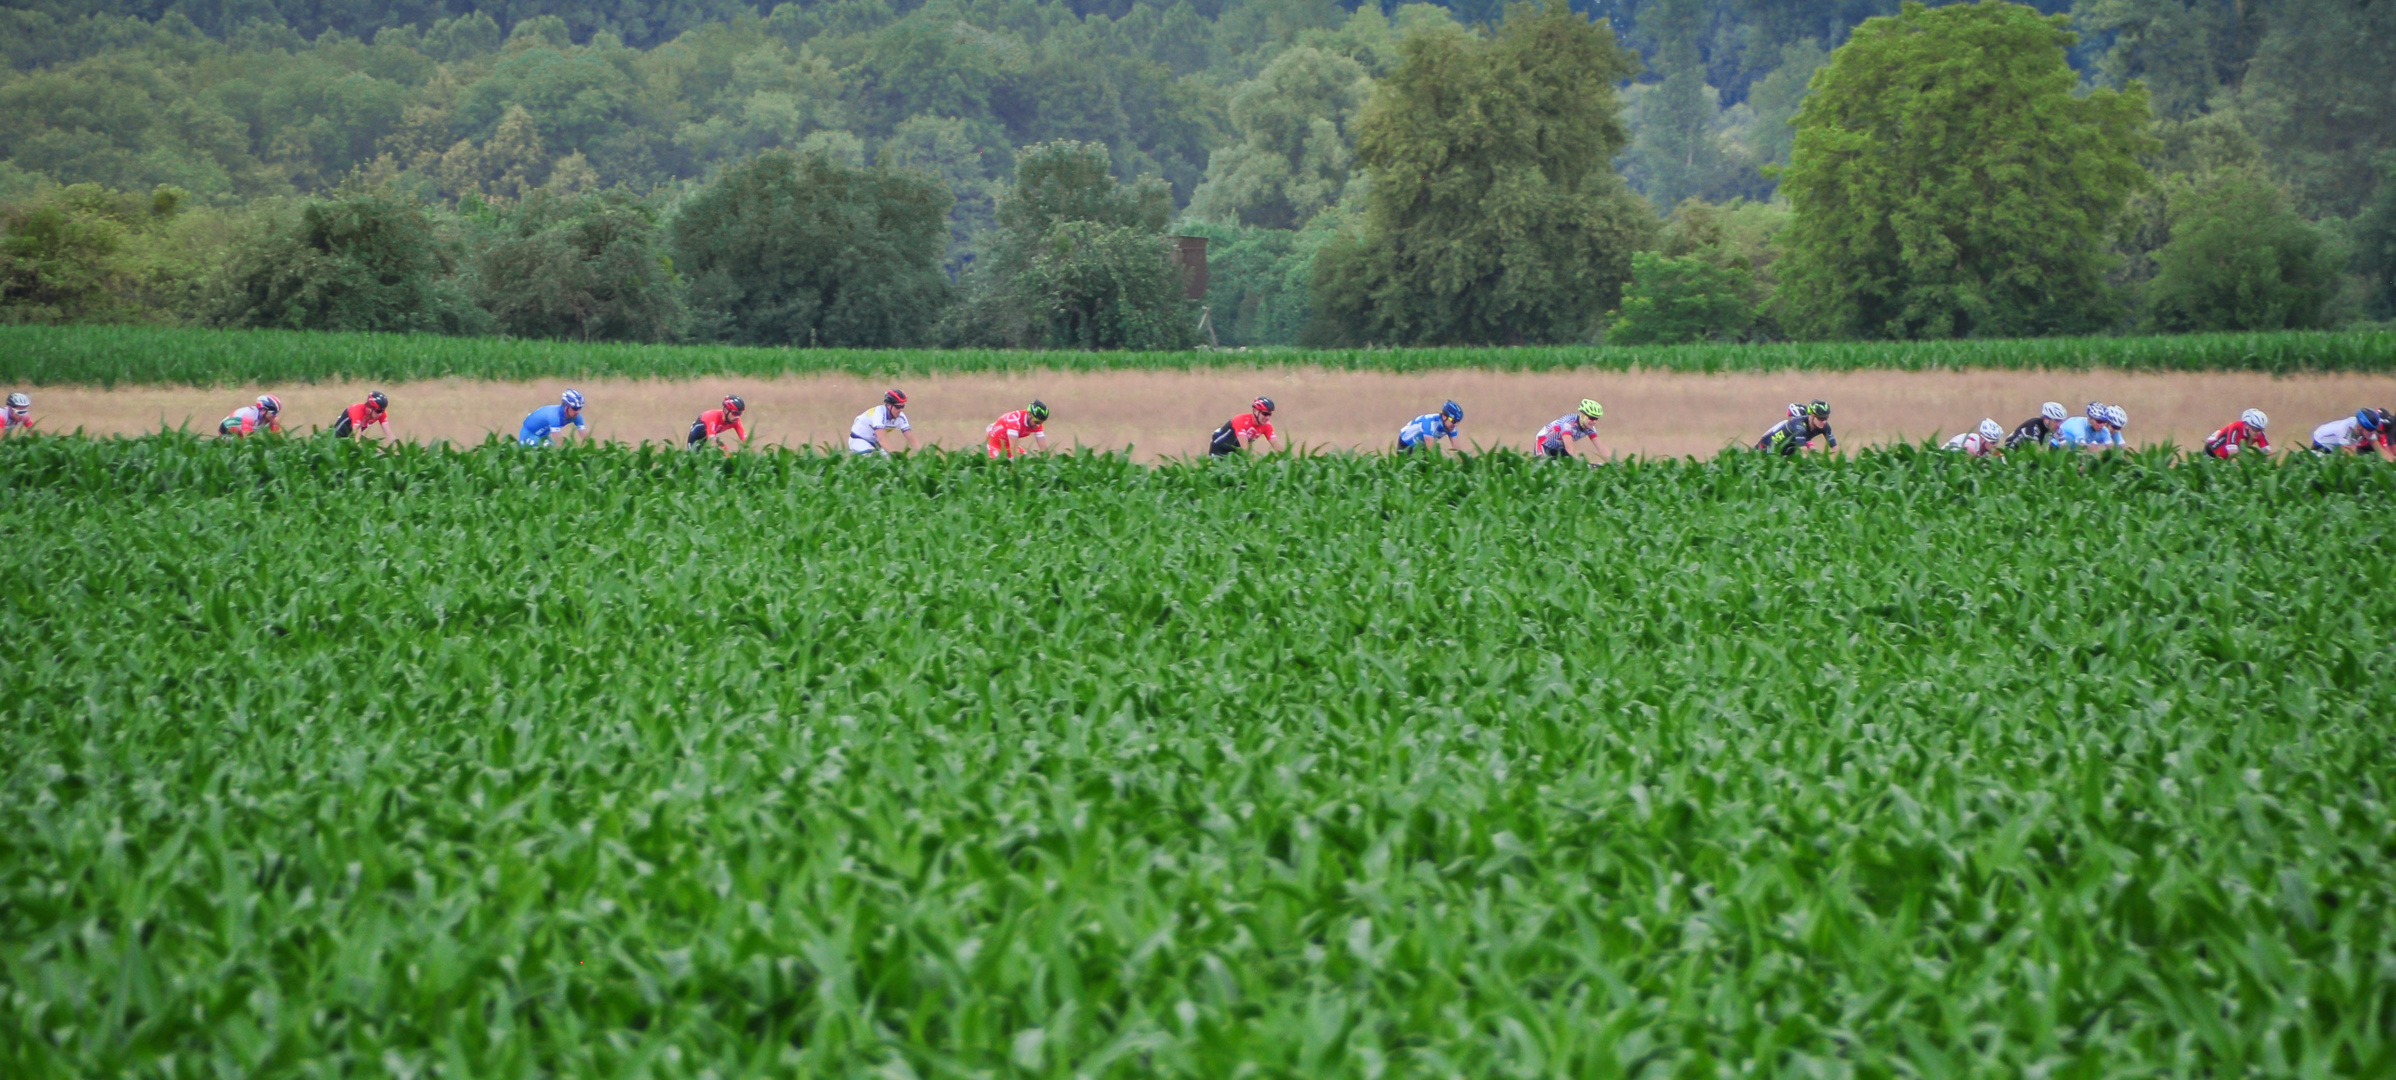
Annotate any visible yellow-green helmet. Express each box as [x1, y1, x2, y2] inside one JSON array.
[[1578, 399, 1603, 420]]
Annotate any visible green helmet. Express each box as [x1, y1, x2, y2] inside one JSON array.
[[1806, 400, 1830, 419], [1027, 399, 1050, 424], [1578, 399, 1603, 420]]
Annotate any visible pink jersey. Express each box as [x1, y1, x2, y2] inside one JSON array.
[[222, 405, 277, 435], [985, 409, 1045, 457], [0, 408, 27, 431]]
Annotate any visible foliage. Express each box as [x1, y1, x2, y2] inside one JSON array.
[[2143, 168, 2342, 333], [475, 190, 686, 343], [947, 140, 1188, 350], [0, 183, 178, 323], [1184, 45, 1370, 230], [1312, 4, 1652, 346], [1653, 196, 1789, 338], [671, 150, 950, 348], [4, 437, 2395, 1077], [1776, 2, 2153, 340], [1178, 213, 1342, 346], [2352, 152, 2396, 320], [1609, 250, 1755, 345], [5, 323, 2390, 387], [206, 189, 488, 335], [1013, 219, 1194, 350]]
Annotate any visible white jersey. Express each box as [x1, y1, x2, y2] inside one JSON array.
[[848, 405, 911, 452], [2312, 417, 2363, 450], [1941, 431, 1996, 456]]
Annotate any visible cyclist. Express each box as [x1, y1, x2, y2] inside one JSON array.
[[985, 400, 1051, 458], [219, 394, 283, 437], [1943, 418, 2005, 457], [2309, 408, 2395, 459], [849, 389, 914, 454], [688, 394, 749, 455], [1536, 399, 1610, 464], [1757, 399, 1835, 456], [331, 391, 392, 440], [520, 389, 589, 446], [0, 392, 32, 436], [2005, 402, 2067, 449], [1398, 400, 1465, 454], [1208, 397, 1282, 456], [2202, 409, 2271, 459], [2053, 401, 2121, 450]]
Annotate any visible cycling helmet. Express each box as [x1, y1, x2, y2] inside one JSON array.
[[1787, 402, 1805, 419], [1027, 399, 1050, 423], [722, 394, 745, 416], [1441, 400, 1463, 423], [2240, 408, 2267, 431], [1805, 400, 1830, 419], [2087, 402, 2106, 421], [2041, 402, 2066, 423], [367, 391, 388, 411], [255, 394, 282, 414], [1578, 399, 1603, 419], [6, 392, 26, 409], [1253, 397, 1275, 415], [561, 389, 586, 410], [2360, 408, 2385, 432], [884, 389, 907, 409], [1978, 419, 2003, 442], [2105, 404, 2127, 428]]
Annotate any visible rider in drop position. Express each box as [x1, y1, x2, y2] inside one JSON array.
[[520, 389, 589, 446], [1209, 397, 1283, 456], [0, 392, 32, 436], [1757, 400, 1835, 456], [2053, 402, 2122, 450], [1536, 399, 1611, 465], [850, 389, 914, 454], [689, 395, 750, 455], [2203, 409, 2271, 458], [2006, 402, 2067, 450], [1398, 400, 1465, 454], [220, 394, 283, 437], [332, 391, 392, 439], [2309, 408, 2395, 459], [986, 400, 1050, 458], [1943, 419, 2006, 457]]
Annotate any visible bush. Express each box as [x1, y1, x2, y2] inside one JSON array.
[[207, 190, 487, 335], [1610, 251, 1756, 345], [2145, 170, 2341, 332], [476, 190, 685, 343]]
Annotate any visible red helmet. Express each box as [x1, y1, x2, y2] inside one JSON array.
[[884, 389, 907, 408], [722, 394, 745, 416], [1252, 396, 1275, 416]]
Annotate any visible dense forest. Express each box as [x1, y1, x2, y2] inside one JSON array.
[[1, 0, 2390, 347]]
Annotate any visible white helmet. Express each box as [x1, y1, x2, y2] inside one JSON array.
[[2105, 404, 2127, 428], [2240, 408, 2267, 430], [1978, 419, 2003, 442], [2040, 402, 2066, 423], [561, 388, 586, 409], [5, 392, 26, 409], [1786, 402, 1805, 419]]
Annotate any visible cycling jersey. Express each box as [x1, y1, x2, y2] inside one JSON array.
[[985, 409, 1044, 458], [1209, 413, 1275, 455], [1397, 413, 1456, 450], [688, 407, 747, 448], [519, 404, 584, 445], [1756, 417, 1831, 456], [1942, 431, 1999, 457], [2004, 416, 2055, 449], [219, 405, 278, 436], [849, 405, 909, 452], [2054, 416, 2118, 448], [2310, 417, 2388, 453], [0, 407, 28, 431], [332, 401, 387, 438], [2203, 420, 2269, 457], [1536, 415, 1596, 455]]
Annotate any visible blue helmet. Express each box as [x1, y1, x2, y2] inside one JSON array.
[[2086, 401, 2106, 421], [1440, 400, 1463, 423], [2360, 408, 2385, 432], [562, 389, 586, 410]]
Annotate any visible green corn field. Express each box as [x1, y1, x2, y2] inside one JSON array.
[[2, 324, 2392, 386], [3, 436, 2392, 1077]]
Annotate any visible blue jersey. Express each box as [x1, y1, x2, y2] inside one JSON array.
[[519, 404, 585, 444], [2054, 416, 2118, 448], [1398, 413, 1454, 448]]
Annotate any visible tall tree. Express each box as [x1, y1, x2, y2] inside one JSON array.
[[1185, 46, 1371, 230], [208, 189, 487, 334], [1625, 0, 1730, 209], [1311, 3, 1652, 346], [1775, 1, 2151, 340], [670, 150, 951, 347], [476, 190, 686, 342], [942, 140, 1190, 350], [2143, 168, 2340, 332]]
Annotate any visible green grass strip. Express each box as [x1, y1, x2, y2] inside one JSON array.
[[3, 324, 2390, 386]]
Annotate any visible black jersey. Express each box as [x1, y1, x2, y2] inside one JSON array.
[[2004, 416, 2055, 449], [1757, 417, 1832, 456]]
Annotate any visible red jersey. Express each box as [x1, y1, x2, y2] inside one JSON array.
[[698, 408, 747, 439], [345, 401, 388, 428], [2204, 421, 2268, 457], [984, 409, 1044, 457], [1229, 413, 1275, 443]]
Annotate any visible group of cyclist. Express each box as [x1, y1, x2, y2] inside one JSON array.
[[7, 385, 2389, 462]]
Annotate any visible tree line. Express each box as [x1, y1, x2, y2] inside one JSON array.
[[3, 0, 2391, 347]]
